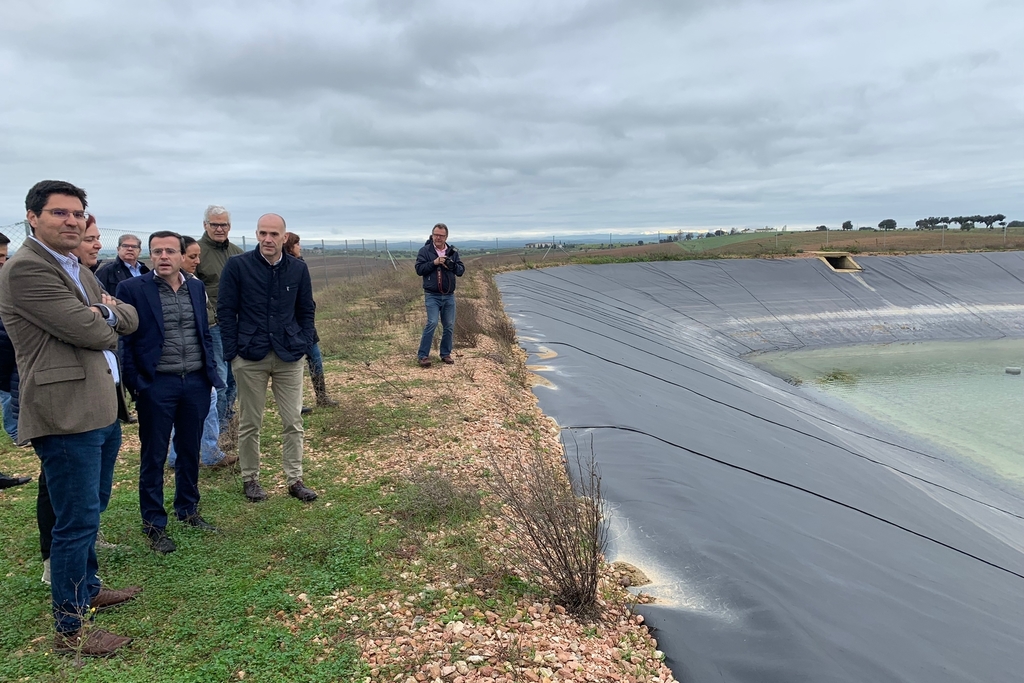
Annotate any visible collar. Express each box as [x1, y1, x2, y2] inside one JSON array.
[[200, 232, 233, 250], [29, 236, 78, 267], [155, 271, 187, 287], [258, 249, 283, 266]]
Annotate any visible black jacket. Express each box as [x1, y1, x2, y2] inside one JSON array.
[[95, 256, 150, 295], [217, 250, 316, 363], [415, 240, 465, 294], [0, 316, 19, 435]]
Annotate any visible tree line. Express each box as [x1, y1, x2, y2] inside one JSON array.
[[912, 214, 1006, 231], [815, 214, 1011, 231]]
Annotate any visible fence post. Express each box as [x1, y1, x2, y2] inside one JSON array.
[[321, 238, 328, 289], [242, 236, 247, 251]]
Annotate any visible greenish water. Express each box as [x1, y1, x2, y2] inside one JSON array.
[[752, 339, 1024, 488]]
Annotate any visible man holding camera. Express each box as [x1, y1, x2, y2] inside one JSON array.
[[414, 223, 465, 367]]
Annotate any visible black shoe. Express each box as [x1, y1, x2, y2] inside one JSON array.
[[0, 472, 31, 490], [288, 480, 318, 502], [146, 528, 177, 555], [244, 479, 267, 502], [301, 406, 314, 415], [179, 514, 219, 532]]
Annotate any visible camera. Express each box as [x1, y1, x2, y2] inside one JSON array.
[[444, 248, 458, 268]]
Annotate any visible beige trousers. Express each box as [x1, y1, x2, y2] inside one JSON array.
[[232, 351, 305, 485]]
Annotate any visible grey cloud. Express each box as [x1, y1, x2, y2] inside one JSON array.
[[0, 0, 1021, 238]]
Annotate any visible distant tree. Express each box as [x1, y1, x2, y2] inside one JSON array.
[[815, 225, 827, 231], [842, 220, 853, 231], [730, 227, 737, 235], [684, 232, 693, 240], [915, 219, 930, 230], [637, 240, 644, 245], [1008, 220, 1024, 228], [878, 219, 897, 231], [981, 214, 1006, 229]]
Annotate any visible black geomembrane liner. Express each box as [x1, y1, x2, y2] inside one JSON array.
[[497, 252, 1024, 683]]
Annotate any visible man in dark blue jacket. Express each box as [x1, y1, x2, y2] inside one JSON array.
[[0, 230, 29, 489], [116, 231, 224, 554], [218, 214, 317, 503], [414, 223, 465, 367]]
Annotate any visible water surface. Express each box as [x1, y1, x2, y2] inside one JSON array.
[[752, 339, 1024, 488]]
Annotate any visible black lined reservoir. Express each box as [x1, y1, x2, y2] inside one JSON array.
[[498, 253, 1024, 683]]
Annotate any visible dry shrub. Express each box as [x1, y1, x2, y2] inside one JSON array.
[[489, 446, 606, 616], [454, 299, 485, 348], [393, 469, 482, 527], [483, 272, 519, 354]]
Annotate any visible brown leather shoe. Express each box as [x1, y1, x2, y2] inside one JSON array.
[[288, 479, 318, 502], [207, 454, 239, 470], [441, 355, 454, 365], [417, 357, 431, 368], [91, 585, 142, 611], [54, 628, 133, 657]]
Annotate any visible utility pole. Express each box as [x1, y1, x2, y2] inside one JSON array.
[[321, 239, 328, 289]]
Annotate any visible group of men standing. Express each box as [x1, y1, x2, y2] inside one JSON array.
[[0, 181, 319, 656]]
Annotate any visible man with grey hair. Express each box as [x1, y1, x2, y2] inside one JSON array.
[[95, 233, 149, 294], [196, 205, 242, 434]]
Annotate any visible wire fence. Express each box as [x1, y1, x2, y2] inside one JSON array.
[[0, 220, 678, 291]]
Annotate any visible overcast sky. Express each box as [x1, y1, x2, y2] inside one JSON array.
[[1, 0, 1021, 239]]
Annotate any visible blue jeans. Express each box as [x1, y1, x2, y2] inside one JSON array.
[[168, 387, 223, 467], [136, 372, 210, 531], [306, 342, 325, 377], [417, 293, 456, 359], [0, 389, 16, 441], [32, 421, 121, 633], [210, 325, 237, 432]]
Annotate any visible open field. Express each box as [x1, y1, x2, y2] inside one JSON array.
[[674, 226, 1024, 256]]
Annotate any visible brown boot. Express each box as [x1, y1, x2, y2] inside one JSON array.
[[311, 372, 338, 407], [91, 585, 142, 611], [54, 628, 133, 657]]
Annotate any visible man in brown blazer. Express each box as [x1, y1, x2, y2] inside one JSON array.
[[0, 180, 141, 657]]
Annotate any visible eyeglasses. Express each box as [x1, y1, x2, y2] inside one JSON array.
[[119, 243, 141, 250], [41, 208, 89, 221], [206, 222, 230, 229], [150, 248, 179, 256]]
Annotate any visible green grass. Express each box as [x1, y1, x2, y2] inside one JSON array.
[[0, 447, 395, 681], [0, 384, 437, 683]]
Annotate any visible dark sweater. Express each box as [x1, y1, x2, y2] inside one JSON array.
[[217, 250, 315, 363]]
